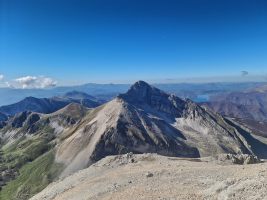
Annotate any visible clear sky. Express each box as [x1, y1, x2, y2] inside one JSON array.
[[0, 0, 267, 87]]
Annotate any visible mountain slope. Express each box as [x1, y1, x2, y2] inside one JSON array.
[[0, 103, 90, 200], [0, 112, 7, 121], [55, 81, 255, 177], [0, 91, 101, 116], [204, 91, 267, 122], [30, 154, 267, 200], [1, 81, 267, 200]]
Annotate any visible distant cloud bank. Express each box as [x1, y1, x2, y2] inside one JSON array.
[[14, 76, 57, 89], [0, 74, 57, 89]]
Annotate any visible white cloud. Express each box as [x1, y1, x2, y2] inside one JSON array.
[[15, 76, 37, 88], [0, 74, 4, 81], [14, 76, 57, 89], [5, 82, 13, 88]]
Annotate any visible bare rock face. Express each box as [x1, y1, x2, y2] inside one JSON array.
[[0, 112, 7, 122], [1, 111, 41, 132], [118, 81, 186, 117], [11, 111, 31, 128], [217, 154, 260, 165]]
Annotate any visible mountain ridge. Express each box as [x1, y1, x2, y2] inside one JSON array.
[[55, 81, 257, 177], [1, 81, 267, 200], [0, 91, 102, 117]]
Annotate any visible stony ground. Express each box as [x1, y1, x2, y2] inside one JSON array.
[[31, 154, 267, 200]]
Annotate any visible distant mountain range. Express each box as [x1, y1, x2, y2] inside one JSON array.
[[1, 81, 267, 199], [0, 91, 102, 117], [204, 90, 267, 122], [0, 82, 266, 106]]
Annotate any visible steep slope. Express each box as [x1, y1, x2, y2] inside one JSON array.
[[55, 81, 255, 177], [204, 91, 267, 122], [0, 112, 7, 122], [0, 103, 90, 200], [234, 118, 267, 138], [1, 81, 267, 200], [0, 112, 8, 128]]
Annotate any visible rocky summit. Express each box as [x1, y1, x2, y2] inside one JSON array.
[[30, 153, 267, 200]]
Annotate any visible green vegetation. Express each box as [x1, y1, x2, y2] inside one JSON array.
[[0, 126, 62, 200], [1, 134, 54, 170], [0, 150, 63, 200]]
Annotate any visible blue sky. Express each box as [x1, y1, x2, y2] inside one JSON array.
[[0, 0, 267, 87]]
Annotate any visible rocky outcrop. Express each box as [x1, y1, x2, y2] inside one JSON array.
[[11, 111, 31, 128], [217, 154, 260, 164], [119, 81, 186, 117], [0, 112, 7, 122]]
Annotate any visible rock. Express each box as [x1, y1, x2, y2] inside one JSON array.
[[0, 121, 7, 129], [118, 81, 186, 117], [11, 111, 30, 128], [126, 152, 133, 159], [25, 113, 40, 126], [30, 154, 267, 200], [146, 172, 153, 178], [217, 154, 260, 165], [243, 155, 260, 164], [0, 112, 8, 122]]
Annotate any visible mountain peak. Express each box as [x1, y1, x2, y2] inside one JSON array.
[[118, 81, 186, 117], [132, 80, 151, 88], [63, 91, 95, 100], [24, 96, 40, 101], [128, 81, 153, 95], [119, 80, 163, 103]]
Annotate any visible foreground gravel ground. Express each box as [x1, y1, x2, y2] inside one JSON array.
[[31, 154, 267, 200]]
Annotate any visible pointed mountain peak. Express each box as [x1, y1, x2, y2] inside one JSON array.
[[118, 80, 163, 104], [127, 80, 155, 94], [131, 80, 152, 89], [54, 103, 88, 116], [63, 90, 95, 100], [117, 81, 186, 117]]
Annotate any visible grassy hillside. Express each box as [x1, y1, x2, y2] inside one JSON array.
[[0, 150, 63, 200], [0, 128, 63, 200]]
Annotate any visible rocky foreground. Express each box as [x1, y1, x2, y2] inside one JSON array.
[[31, 153, 267, 200]]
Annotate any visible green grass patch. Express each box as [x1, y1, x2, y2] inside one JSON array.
[[1, 136, 53, 169], [0, 127, 60, 200], [0, 150, 64, 200]]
